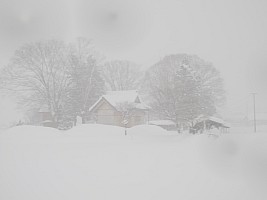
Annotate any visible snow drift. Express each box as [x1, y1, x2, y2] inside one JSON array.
[[0, 124, 266, 200]]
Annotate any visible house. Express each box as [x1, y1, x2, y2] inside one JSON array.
[[89, 90, 150, 128]]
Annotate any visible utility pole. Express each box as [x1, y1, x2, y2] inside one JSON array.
[[252, 93, 257, 132]]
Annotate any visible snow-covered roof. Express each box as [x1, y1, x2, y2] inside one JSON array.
[[195, 115, 230, 128], [89, 90, 150, 112], [208, 116, 225, 124], [149, 120, 176, 126], [103, 90, 140, 107]]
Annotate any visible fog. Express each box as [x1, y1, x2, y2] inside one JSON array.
[[1, 1, 267, 199], [1, 0, 267, 121]]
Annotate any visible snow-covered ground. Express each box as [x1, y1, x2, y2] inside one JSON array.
[[0, 124, 267, 200]]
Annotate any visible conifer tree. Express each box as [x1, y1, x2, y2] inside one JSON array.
[[144, 54, 224, 128]]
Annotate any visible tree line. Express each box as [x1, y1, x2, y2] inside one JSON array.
[[0, 38, 225, 129]]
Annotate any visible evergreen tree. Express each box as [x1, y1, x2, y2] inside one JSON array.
[[144, 54, 224, 129]]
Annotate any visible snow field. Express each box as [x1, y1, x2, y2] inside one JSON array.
[[0, 124, 266, 200]]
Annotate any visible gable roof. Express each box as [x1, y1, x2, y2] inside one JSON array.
[[89, 90, 150, 112], [103, 90, 140, 107]]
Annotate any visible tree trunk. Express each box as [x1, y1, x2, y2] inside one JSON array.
[[82, 115, 86, 124]]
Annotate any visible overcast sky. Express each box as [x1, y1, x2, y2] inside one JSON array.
[[1, 0, 267, 119]]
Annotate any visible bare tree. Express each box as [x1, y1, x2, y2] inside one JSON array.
[[2, 40, 71, 125], [144, 54, 225, 129], [102, 60, 142, 91], [67, 38, 105, 123]]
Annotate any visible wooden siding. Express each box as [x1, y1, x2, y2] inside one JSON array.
[[95, 100, 116, 125], [92, 99, 147, 128]]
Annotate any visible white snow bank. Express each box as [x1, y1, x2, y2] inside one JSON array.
[[128, 124, 169, 136], [0, 124, 266, 200], [67, 124, 125, 136], [0, 125, 61, 141], [65, 124, 127, 143]]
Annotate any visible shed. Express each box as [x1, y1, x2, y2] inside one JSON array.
[[193, 115, 230, 133]]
